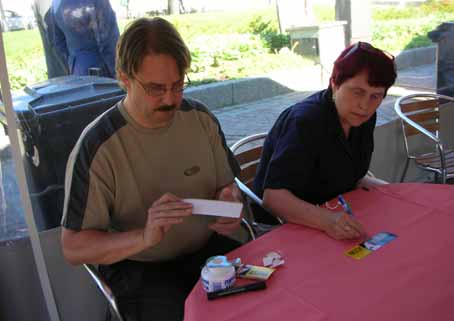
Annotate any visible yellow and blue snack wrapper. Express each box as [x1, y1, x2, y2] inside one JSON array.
[[345, 232, 397, 260]]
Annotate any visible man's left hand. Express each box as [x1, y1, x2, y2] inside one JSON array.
[[209, 183, 243, 235], [209, 217, 242, 236]]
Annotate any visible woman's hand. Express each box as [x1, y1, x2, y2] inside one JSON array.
[[320, 209, 366, 240]]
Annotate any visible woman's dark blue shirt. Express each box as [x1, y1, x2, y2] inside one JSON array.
[[252, 89, 375, 223]]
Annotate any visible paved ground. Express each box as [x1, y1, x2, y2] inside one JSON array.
[[0, 64, 437, 241], [217, 64, 436, 146]]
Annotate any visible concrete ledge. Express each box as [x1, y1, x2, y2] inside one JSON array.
[[185, 77, 292, 110], [184, 46, 436, 110], [395, 46, 436, 70]]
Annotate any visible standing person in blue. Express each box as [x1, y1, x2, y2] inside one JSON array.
[[50, 0, 119, 78], [33, 0, 69, 78], [253, 42, 397, 240]]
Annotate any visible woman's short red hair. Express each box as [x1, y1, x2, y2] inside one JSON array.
[[330, 42, 397, 96]]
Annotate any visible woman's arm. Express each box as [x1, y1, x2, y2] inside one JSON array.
[[357, 174, 389, 190], [263, 188, 366, 240]]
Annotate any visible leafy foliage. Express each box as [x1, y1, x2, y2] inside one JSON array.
[[248, 15, 290, 52]]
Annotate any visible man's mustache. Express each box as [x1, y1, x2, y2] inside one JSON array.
[[156, 105, 177, 112]]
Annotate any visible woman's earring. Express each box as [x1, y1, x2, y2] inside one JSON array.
[[332, 94, 336, 102]]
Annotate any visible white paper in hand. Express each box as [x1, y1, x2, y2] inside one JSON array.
[[184, 199, 242, 218]]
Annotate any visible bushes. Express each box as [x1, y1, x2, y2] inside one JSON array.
[[248, 15, 290, 52]]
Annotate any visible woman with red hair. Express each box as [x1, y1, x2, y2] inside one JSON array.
[[253, 42, 397, 240]]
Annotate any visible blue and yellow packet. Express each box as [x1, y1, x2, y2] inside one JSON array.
[[345, 232, 397, 260]]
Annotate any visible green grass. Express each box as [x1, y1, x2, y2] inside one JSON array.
[[3, 28, 47, 90], [170, 9, 277, 38], [3, 2, 454, 91], [372, 13, 454, 53]]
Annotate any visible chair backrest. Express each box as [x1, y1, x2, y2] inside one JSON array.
[[398, 96, 440, 137], [394, 93, 454, 157], [230, 133, 267, 189]]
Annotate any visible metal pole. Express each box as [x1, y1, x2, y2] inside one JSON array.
[[0, 1, 60, 320], [0, 0, 5, 30]]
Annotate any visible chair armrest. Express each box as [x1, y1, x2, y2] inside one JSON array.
[[234, 177, 263, 206], [234, 177, 285, 225], [83, 264, 125, 321], [241, 218, 256, 240]]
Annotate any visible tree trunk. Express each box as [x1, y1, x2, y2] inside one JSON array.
[[168, 0, 180, 15], [275, 0, 282, 34]]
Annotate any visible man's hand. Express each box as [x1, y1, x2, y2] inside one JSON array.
[[209, 217, 242, 236], [209, 183, 243, 235], [320, 208, 366, 240], [143, 193, 192, 248], [216, 183, 242, 202]]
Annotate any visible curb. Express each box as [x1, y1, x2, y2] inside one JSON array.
[[185, 77, 292, 110], [395, 46, 436, 70]]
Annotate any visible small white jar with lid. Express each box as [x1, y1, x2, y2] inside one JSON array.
[[201, 255, 236, 293]]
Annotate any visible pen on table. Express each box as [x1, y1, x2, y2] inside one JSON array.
[[207, 281, 267, 300], [338, 195, 354, 217]]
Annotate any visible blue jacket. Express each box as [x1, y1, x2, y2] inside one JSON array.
[[253, 89, 376, 224], [51, 0, 119, 77]]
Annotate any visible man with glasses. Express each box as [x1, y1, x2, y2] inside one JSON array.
[[61, 17, 243, 321]]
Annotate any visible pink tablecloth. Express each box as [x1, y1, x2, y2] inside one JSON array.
[[184, 183, 454, 321]]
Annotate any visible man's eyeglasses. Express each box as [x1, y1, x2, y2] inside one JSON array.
[[136, 74, 191, 97], [343, 41, 394, 61]]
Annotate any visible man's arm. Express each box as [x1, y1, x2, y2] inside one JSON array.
[[61, 228, 146, 266], [62, 193, 192, 265], [263, 188, 366, 240]]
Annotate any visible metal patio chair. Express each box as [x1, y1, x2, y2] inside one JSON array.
[[230, 133, 284, 236], [394, 93, 454, 183], [83, 263, 125, 321]]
